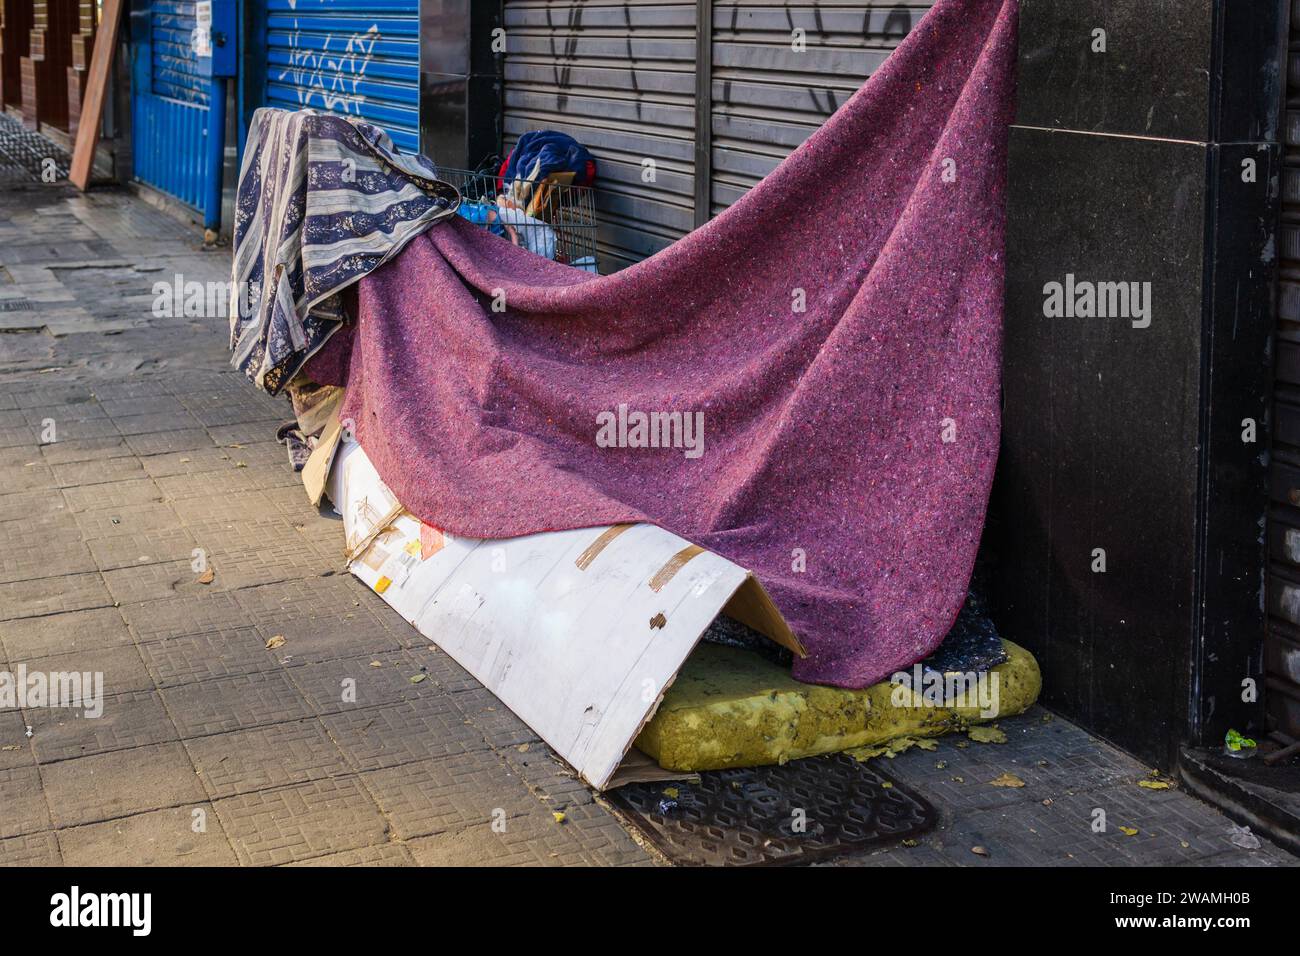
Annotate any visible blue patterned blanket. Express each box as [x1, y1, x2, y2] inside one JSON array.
[[229, 108, 459, 395]]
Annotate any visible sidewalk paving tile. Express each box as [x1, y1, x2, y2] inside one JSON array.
[[213, 776, 390, 866], [160, 671, 315, 739], [0, 766, 51, 838], [0, 571, 113, 621], [30, 689, 178, 763], [282, 844, 414, 866], [184, 718, 349, 799], [137, 627, 278, 687], [1, 606, 135, 659], [0, 831, 63, 866], [360, 753, 540, 841], [57, 804, 238, 866], [322, 699, 494, 771], [41, 742, 206, 828]]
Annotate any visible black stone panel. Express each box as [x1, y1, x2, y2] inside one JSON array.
[[420, 71, 470, 169], [1017, 0, 1215, 141], [997, 127, 1208, 769], [1195, 141, 1278, 745], [421, 0, 472, 76], [1017, 0, 1285, 144], [1214, 1, 1288, 143], [419, 0, 504, 170]]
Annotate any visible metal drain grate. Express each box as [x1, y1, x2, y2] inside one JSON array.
[[610, 753, 936, 866], [0, 113, 70, 185]]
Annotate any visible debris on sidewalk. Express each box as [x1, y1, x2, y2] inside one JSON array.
[[1229, 825, 1262, 850], [989, 773, 1026, 788]]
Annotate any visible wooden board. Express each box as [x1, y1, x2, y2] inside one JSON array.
[[69, 0, 122, 190]]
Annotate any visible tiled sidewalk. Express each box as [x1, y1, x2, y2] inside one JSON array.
[[0, 182, 1293, 867]]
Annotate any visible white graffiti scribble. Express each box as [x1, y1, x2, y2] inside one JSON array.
[[277, 20, 380, 114]]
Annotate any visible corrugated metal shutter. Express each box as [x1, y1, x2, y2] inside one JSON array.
[[264, 0, 420, 153], [709, 2, 934, 214], [132, 0, 211, 211], [151, 0, 208, 105], [499, 3, 934, 269], [1267, 0, 1300, 740], [503, 1, 697, 272]]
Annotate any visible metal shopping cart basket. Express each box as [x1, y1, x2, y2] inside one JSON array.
[[439, 164, 600, 274]]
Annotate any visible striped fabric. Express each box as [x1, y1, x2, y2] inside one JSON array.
[[229, 108, 460, 395]]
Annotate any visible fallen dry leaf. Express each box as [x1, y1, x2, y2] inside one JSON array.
[[850, 736, 941, 763], [847, 744, 890, 762], [1138, 779, 1171, 790], [264, 635, 286, 649], [1119, 826, 1139, 836], [552, 811, 566, 824], [409, 674, 427, 684], [971, 846, 989, 857], [195, 568, 214, 585], [990, 773, 1025, 788]]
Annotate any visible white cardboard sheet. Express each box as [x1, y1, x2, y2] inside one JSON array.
[[326, 441, 799, 790]]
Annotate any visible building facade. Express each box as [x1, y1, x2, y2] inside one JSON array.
[[56, 0, 1295, 773]]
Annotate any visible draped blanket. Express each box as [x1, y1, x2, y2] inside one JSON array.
[[229, 108, 459, 395], [302, 0, 1018, 688]]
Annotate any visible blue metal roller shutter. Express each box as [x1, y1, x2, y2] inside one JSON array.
[[151, 0, 208, 105], [263, 0, 420, 153], [132, 1, 212, 212]]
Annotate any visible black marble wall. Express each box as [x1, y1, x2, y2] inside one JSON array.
[[418, 0, 503, 171], [994, 0, 1285, 769]]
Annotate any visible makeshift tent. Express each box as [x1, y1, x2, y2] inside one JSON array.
[[302, 0, 1018, 687], [233, 0, 1021, 785]]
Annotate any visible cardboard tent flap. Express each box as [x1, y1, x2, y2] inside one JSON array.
[[301, 395, 347, 507], [325, 440, 803, 790]]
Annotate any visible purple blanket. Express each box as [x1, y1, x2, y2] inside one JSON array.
[[308, 0, 1018, 688]]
